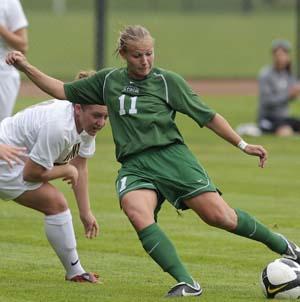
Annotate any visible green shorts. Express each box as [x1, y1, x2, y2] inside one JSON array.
[[115, 143, 217, 213]]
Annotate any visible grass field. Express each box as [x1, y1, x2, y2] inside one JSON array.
[[1, 95, 300, 301], [25, 10, 294, 79]]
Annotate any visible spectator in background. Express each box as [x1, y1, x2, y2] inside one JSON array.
[[258, 39, 300, 136], [0, 0, 28, 122]]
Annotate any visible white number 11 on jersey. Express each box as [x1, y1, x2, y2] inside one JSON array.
[[118, 95, 138, 115]]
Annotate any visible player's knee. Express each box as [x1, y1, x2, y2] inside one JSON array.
[[45, 191, 68, 215], [123, 207, 142, 224], [203, 210, 225, 227], [203, 208, 236, 230], [276, 125, 293, 136], [123, 207, 154, 231]]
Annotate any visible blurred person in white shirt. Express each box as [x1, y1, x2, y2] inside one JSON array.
[[0, 0, 28, 121]]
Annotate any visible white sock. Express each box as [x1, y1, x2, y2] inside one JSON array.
[[44, 209, 85, 279]]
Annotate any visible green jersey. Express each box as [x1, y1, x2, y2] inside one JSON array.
[[64, 67, 215, 162]]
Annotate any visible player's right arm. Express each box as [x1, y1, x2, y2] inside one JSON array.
[[24, 120, 79, 185], [23, 159, 78, 186], [6, 50, 66, 100]]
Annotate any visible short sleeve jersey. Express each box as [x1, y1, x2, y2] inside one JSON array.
[[64, 67, 215, 162], [0, 100, 95, 170], [0, 0, 28, 71]]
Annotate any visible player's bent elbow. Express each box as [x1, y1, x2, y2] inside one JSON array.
[[18, 41, 29, 54], [20, 44, 28, 55], [23, 169, 44, 183], [23, 171, 37, 182]]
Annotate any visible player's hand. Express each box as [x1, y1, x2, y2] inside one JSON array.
[[80, 211, 99, 239], [62, 164, 79, 186], [244, 144, 268, 168], [0, 144, 28, 168], [5, 50, 29, 72], [289, 84, 300, 98]]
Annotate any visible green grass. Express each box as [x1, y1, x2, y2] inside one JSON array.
[[1, 95, 300, 301], [25, 10, 295, 79]]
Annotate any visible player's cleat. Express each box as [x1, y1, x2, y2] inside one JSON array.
[[66, 272, 100, 283], [282, 238, 300, 265], [165, 281, 202, 297]]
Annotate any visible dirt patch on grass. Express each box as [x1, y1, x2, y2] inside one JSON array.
[[19, 79, 257, 98], [189, 79, 257, 96]]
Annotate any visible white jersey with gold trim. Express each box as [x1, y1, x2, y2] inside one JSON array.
[[0, 100, 95, 200]]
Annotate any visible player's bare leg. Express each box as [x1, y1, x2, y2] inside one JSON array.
[[184, 192, 300, 262], [121, 189, 201, 297], [14, 183, 99, 283]]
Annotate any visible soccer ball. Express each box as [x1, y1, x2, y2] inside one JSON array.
[[260, 258, 300, 299]]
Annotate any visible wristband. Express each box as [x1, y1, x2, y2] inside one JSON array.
[[237, 140, 248, 151]]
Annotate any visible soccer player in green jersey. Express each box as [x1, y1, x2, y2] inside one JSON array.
[[6, 25, 300, 298]]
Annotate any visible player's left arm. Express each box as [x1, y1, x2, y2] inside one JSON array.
[[205, 113, 268, 168], [70, 155, 99, 239], [23, 159, 79, 185], [165, 71, 267, 167]]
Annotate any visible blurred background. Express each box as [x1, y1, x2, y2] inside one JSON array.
[[2, 3, 300, 302], [21, 0, 296, 80]]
